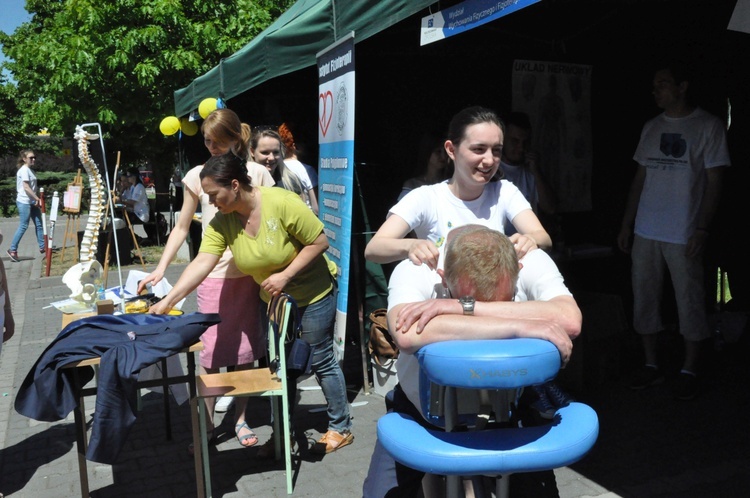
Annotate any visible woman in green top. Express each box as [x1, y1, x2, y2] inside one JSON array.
[[151, 152, 353, 455]]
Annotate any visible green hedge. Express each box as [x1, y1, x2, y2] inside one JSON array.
[[0, 171, 92, 217]]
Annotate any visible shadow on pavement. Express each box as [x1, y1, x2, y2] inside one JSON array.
[[0, 424, 75, 495], [567, 324, 750, 497]]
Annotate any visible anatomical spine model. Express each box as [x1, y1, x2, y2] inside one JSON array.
[[62, 126, 106, 303]]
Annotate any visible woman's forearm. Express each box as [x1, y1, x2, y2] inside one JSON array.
[[23, 182, 38, 202], [280, 233, 328, 280], [364, 214, 413, 263], [157, 253, 218, 309]]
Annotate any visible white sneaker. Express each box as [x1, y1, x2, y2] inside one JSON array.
[[215, 396, 234, 413]]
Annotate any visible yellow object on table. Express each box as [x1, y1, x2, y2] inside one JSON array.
[[124, 299, 149, 314]]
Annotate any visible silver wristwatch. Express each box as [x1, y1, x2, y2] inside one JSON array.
[[459, 296, 475, 316]]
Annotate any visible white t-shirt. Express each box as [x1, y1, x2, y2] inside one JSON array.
[[632, 107, 730, 244], [387, 248, 572, 416], [283, 158, 314, 192], [389, 180, 531, 250], [182, 161, 274, 279], [127, 183, 150, 223], [16, 165, 38, 204]]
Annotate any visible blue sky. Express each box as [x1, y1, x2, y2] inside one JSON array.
[[0, 0, 32, 78], [0, 0, 31, 35]]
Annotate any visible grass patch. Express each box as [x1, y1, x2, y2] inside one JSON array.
[[43, 242, 187, 279]]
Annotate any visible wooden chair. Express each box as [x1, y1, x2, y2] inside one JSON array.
[[192, 293, 296, 497]]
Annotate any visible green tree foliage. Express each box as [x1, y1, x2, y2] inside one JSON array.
[[0, 74, 28, 157], [0, 0, 294, 183]]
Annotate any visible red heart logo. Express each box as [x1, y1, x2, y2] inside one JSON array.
[[319, 90, 333, 137]]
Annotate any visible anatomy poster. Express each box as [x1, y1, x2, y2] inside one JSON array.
[[512, 60, 593, 212]]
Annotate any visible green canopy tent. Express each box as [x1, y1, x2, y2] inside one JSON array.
[[174, 0, 445, 390], [173, 0, 436, 117]]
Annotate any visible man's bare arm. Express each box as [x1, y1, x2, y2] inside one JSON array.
[[388, 303, 572, 364], [395, 295, 581, 340]]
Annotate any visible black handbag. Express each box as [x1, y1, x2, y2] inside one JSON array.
[[268, 293, 314, 375]]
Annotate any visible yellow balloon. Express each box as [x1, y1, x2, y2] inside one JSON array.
[[198, 98, 218, 119], [180, 117, 198, 136], [159, 116, 180, 136]]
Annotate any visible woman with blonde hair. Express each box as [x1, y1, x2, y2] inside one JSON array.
[[138, 108, 275, 449]]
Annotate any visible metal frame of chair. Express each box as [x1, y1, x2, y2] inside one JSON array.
[[377, 338, 599, 498], [192, 294, 295, 497]]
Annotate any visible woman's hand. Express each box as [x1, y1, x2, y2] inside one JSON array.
[[508, 233, 538, 259], [148, 299, 172, 315], [407, 239, 440, 270], [261, 273, 290, 297], [137, 269, 164, 294]]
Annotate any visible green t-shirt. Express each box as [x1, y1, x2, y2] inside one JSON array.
[[200, 186, 333, 305]]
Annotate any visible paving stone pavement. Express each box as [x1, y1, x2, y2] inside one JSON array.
[[0, 216, 748, 497]]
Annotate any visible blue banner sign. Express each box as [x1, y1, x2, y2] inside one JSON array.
[[421, 0, 540, 46]]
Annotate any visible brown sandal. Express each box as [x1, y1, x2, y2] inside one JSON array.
[[310, 430, 354, 455]]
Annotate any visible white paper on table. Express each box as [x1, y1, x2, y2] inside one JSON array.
[[50, 286, 135, 313], [50, 299, 96, 314], [124, 270, 186, 310]]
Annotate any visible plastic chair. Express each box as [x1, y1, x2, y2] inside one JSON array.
[[192, 293, 296, 497], [376, 338, 599, 498]]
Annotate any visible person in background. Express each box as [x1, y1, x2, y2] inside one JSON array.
[[499, 111, 556, 222], [363, 225, 580, 496], [617, 61, 730, 400], [397, 132, 453, 202], [119, 167, 150, 226], [6, 149, 44, 262], [149, 152, 354, 457], [365, 106, 552, 271], [303, 159, 318, 201], [251, 127, 312, 210], [115, 173, 130, 201], [497, 111, 567, 416], [279, 123, 320, 214], [137, 108, 275, 449], [0, 230, 15, 357]]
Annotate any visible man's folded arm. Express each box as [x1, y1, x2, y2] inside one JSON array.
[[388, 304, 572, 364], [394, 295, 582, 343]]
